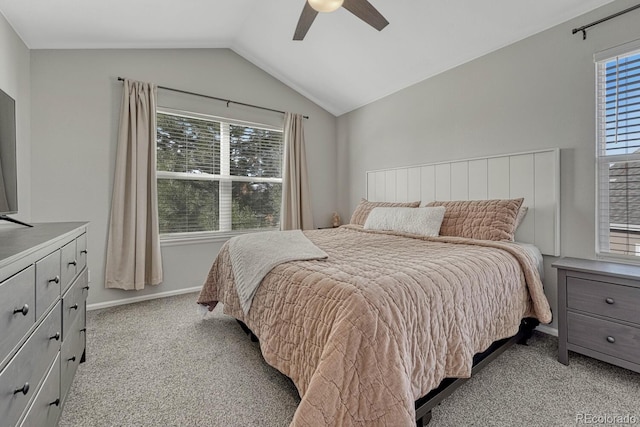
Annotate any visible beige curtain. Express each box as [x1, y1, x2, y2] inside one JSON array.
[[105, 79, 163, 290], [281, 112, 314, 230]]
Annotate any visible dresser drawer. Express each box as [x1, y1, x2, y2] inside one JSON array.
[[0, 302, 61, 427], [568, 312, 640, 365], [76, 233, 88, 274], [567, 277, 640, 325], [35, 250, 61, 322], [60, 317, 85, 405], [0, 266, 36, 369], [62, 268, 88, 340], [60, 241, 77, 293], [19, 354, 61, 427]]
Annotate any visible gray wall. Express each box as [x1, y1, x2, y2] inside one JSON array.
[[336, 0, 640, 330], [0, 13, 30, 224], [10, 1, 640, 318], [29, 49, 338, 306]]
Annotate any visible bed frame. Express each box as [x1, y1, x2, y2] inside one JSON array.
[[236, 317, 540, 426], [413, 317, 539, 426]]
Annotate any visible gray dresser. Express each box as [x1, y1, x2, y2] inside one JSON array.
[[0, 222, 89, 427], [553, 257, 640, 373]]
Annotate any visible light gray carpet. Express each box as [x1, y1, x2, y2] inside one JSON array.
[[59, 292, 640, 426]]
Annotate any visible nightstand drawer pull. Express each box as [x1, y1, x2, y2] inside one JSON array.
[[13, 304, 29, 316], [606, 336, 616, 344], [49, 332, 61, 341], [48, 275, 60, 284], [68, 355, 76, 362], [68, 260, 77, 267], [49, 398, 60, 407], [70, 304, 79, 310], [605, 297, 615, 305]]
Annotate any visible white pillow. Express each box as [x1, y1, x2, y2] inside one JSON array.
[[364, 206, 446, 237]]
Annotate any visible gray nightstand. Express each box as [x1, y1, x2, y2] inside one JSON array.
[[552, 257, 640, 373]]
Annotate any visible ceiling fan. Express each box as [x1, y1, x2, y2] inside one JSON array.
[[293, 0, 389, 41]]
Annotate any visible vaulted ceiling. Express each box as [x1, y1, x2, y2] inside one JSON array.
[[0, 0, 614, 116]]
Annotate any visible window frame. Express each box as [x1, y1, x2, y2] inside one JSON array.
[[595, 39, 640, 263], [156, 107, 284, 243]]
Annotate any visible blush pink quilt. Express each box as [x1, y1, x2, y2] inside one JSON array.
[[197, 226, 552, 426]]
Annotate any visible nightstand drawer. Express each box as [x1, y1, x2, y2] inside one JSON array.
[[567, 277, 640, 324], [568, 312, 640, 365]]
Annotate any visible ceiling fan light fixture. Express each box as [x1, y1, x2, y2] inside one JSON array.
[[307, 0, 344, 13]]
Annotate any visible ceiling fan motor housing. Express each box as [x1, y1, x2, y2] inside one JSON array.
[[308, 0, 344, 13]]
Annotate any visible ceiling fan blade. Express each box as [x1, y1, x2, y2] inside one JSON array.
[[342, 0, 389, 31], [293, 2, 319, 41]]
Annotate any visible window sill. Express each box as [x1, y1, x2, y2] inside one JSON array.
[[159, 229, 276, 247], [596, 252, 640, 267]]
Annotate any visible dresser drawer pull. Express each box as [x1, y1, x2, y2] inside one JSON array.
[[13, 383, 29, 395], [80, 328, 87, 333], [83, 285, 90, 291], [68, 355, 76, 362], [80, 250, 88, 255], [70, 304, 79, 310], [49, 398, 60, 407], [49, 332, 61, 341], [68, 260, 77, 267], [48, 275, 60, 284], [606, 336, 616, 344], [13, 304, 29, 316], [605, 297, 615, 305]]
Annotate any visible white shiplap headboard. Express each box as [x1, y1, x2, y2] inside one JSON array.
[[366, 149, 560, 256]]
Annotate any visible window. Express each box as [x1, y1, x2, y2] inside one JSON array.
[[156, 109, 283, 235], [596, 41, 640, 260]]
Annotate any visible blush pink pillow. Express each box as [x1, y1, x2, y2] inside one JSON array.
[[425, 198, 524, 241]]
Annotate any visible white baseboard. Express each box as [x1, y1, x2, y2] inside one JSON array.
[[535, 324, 558, 337], [87, 286, 202, 311]]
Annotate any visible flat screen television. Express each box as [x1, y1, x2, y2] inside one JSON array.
[[0, 87, 30, 227]]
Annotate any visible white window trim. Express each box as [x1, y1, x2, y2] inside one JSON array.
[[594, 39, 640, 263], [158, 107, 282, 132], [156, 107, 283, 240], [160, 229, 265, 246]]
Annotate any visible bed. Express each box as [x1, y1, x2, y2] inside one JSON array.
[[197, 149, 559, 426]]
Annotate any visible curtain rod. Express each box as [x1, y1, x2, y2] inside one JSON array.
[[117, 77, 309, 119], [572, 3, 640, 40]]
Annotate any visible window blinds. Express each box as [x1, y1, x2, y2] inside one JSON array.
[[156, 110, 283, 234], [596, 43, 640, 258], [157, 112, 221, 175]]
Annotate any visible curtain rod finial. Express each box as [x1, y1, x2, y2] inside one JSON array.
[[571, 27, 587, 40]]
